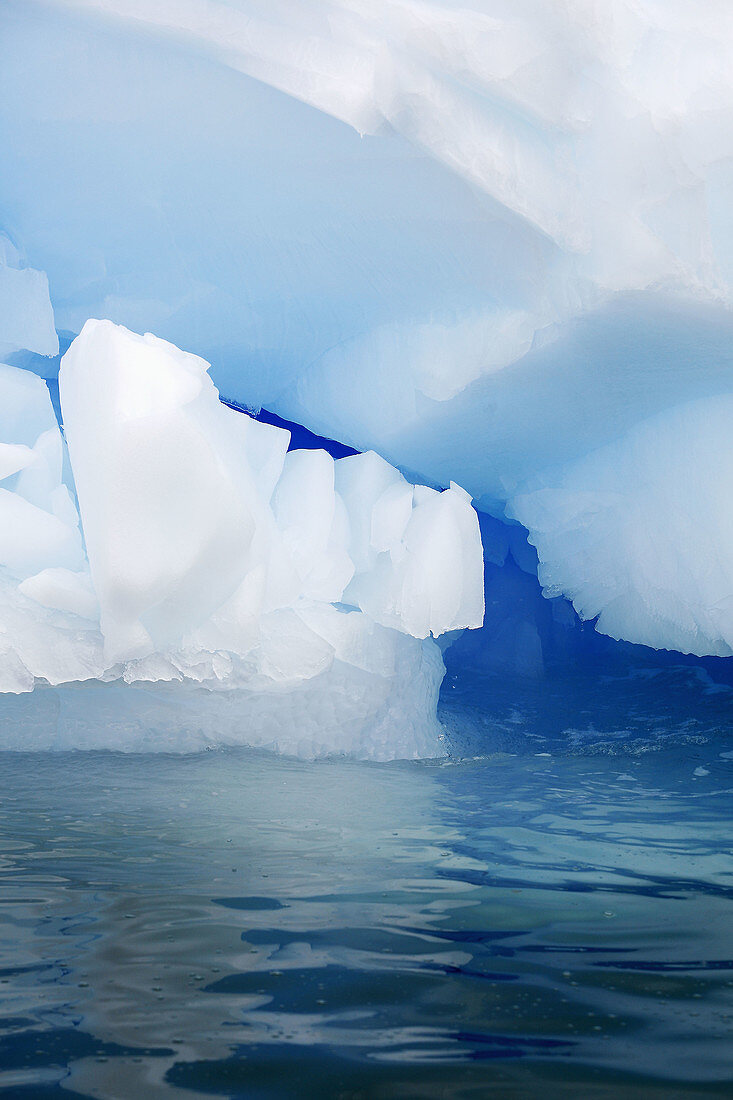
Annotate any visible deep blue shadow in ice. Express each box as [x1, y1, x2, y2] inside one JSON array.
[[222, 395, 359, 460]]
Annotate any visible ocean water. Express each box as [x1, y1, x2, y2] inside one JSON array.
[[1, 687, 732, 1100]]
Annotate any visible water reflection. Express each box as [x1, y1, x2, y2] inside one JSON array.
[[0, 748, 732, 1097]]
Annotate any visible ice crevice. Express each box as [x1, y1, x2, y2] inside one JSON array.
[[0, 320, 484, 759]]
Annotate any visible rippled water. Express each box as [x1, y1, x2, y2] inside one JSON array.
[[1, 735, 732, 1098]]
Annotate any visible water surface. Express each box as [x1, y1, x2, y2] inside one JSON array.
[[1, 741, 732, 1098]]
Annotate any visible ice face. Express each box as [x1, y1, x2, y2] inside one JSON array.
[[59, 321, 280, 663], [339, 458, 484, 640], [509, 397, 733, 658], [0, 321, 484, 757]]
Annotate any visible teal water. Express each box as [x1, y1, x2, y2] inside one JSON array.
[[1, 733, 732, 1098]]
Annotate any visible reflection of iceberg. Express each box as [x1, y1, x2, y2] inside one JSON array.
[[0, 321, 483, 758]]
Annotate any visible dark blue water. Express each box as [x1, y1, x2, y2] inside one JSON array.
[[1, 724, 732, 1098]]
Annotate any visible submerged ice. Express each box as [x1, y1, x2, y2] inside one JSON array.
[[0, 321, 483, 757]]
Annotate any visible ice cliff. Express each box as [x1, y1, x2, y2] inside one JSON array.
[[2, 0, 733, 745]]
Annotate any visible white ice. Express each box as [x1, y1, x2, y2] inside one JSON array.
[[0, 321, 484, 757]]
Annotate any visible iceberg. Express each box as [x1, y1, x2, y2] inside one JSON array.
[[0, 321, 483, 757], [2, 1, 733, 664]]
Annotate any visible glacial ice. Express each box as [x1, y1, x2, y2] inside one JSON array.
[[0, 321, 483, 757], [510, 397, 733, 658], [0, 235, 58, 361], [4, 2, 733, 435], [3, 1, 733, 663]]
